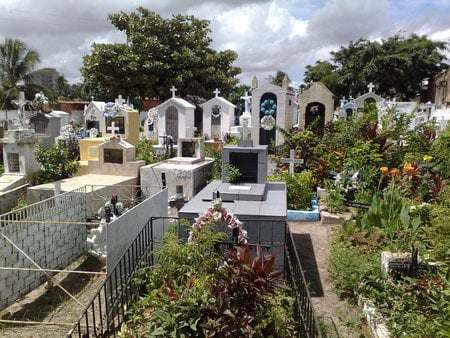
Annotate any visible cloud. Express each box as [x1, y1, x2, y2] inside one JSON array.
[[0, 0, 449, 88]]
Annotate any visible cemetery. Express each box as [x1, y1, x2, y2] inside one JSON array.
[[1, 14, 450, 336]]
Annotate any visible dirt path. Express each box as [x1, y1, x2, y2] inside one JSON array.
[[289, 221, 371, 337], [0, 255, 105, 338]]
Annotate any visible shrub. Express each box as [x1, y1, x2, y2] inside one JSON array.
[[268, 170, 315, 210]]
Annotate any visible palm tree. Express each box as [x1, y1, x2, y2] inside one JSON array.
[[0, 38, 40, 110]]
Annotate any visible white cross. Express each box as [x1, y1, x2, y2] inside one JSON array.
[[107, 121, 120, 138], [115, 94, 125, 105], [213, 88, 221, 97], [339, 96, 346, 107], [241, 91, 251, 113], [12, 91, 31, 127], [281, 149, 304, 175], [367, 82, 375, 93], [170, 85, 177, 98]]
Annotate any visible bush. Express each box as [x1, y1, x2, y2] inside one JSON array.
[[268, 170, 315, 210]]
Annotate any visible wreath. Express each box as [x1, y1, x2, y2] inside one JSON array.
[[103, 102, 120, 118], [260, 115, 276, 130], [260, 99, 277, 116], [211, 106, 222, 118]]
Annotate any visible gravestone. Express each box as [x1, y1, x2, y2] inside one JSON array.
[[154, 86, 195, 145], [298, 82, 335, 131], [179, 139, 287, 268], [250, 75, 296, 146], [200, 88, 236, 141], [281, 149, 304, 174]]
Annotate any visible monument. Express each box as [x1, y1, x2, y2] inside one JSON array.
[[200, 88, 236, 141], [179, 113, 287, 267], [298, 82, 335, 131]]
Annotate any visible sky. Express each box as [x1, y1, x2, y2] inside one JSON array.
[[1, 0, 450, 89]]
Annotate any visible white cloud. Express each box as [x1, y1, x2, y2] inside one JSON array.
[[0, 0, 448, 88]]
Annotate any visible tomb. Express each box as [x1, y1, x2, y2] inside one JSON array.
[[250, 75, 296, 146], [200, 88, 236, 141], [298, 82, 335, 131], [78, 95, 140, 175], [154, 86, 195, 146], [140, 136, 214, 201], [179, 139, 287, 267]]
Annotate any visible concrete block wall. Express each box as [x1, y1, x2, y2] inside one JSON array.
[[0, 189, 87, 310]]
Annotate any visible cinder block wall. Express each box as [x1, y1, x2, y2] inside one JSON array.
[[0, 189, 87, 310]]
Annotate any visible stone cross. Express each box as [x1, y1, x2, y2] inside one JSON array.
[[115, 94, 125, 105], [367, 82, 375, 93], [107, 121, 120, 138], [241, 91, 251, 113], [11, 91, 30, 128], [170, 85, 177, 98], [213, 88, 221, 97], [281, 149, 304, 175], [339, 96, 346, 107]]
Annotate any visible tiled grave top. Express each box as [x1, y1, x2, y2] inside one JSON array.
[[179, 179, 286, 220]]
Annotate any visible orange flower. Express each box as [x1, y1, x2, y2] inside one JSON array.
[[390, 168, 400, 177], [403, 162, 415, 175], [380, 166, 389, 175]]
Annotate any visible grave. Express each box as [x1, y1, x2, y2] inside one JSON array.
[[200, 88, 236, 141], [250, 75, 296, 146], [78, 95, 140, 174], [140, 135, 214, 201], [179, 134, 287, 267], [298, 82, 335, 131], [154, 86, 195, 147], [0, 92, 41, 213]]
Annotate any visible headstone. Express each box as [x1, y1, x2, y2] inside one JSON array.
[[201, 89, 236, 142], [281, 149, 304, 174]]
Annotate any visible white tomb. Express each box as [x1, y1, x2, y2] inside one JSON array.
[[200, 88, 236, 141]]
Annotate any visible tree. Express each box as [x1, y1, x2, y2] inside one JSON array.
[[303, 34, 448, 100], [0, 38, 40, 109], [81, 7, 241, 101], [271, 70, 290, 87]]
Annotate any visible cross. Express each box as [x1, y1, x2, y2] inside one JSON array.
[[241, 91, 251, 113], [339, 96, 346, 107], [11, 91, 31, 128], [281, 149, 304, 175], [107, 121, 120, 138], [367, 82, 375, 93], [170, 85, 177, 98], [115, 94, 125, 105], [213, 88, 221, 97]]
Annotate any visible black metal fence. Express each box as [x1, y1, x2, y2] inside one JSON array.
[[67, 217, 321, 337]]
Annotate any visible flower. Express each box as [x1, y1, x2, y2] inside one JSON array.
[[380, 166, 389, 175], [423, 155, 433, 162], [403, 162, 415, 175], [390, 168, 400, 177]]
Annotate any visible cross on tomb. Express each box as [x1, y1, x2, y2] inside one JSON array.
[[339, 96, 346, 107], [367, 82, 375, 93], [11, 91, 31, 128], [281, 149, 304, 175], [241, 91, 251, 113], [107, 121, 120, 138], [115, 94, 125, 105], [170, 85, 177, 98], [213, 88, 221, 97]]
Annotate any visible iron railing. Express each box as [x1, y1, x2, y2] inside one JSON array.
[[67, 217, 321, 337]]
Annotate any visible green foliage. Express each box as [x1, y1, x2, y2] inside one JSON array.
[[34, 141, 78, 184], [82, 7, 240, 100], [305, 34, 448, 99], [135, 136, 160, 164], [223, 163, 241, 184], [123, 221, 296, 337], [0, 37, 40, 109], [268, 170, 315, 210], [204, 145, 223, 180]]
